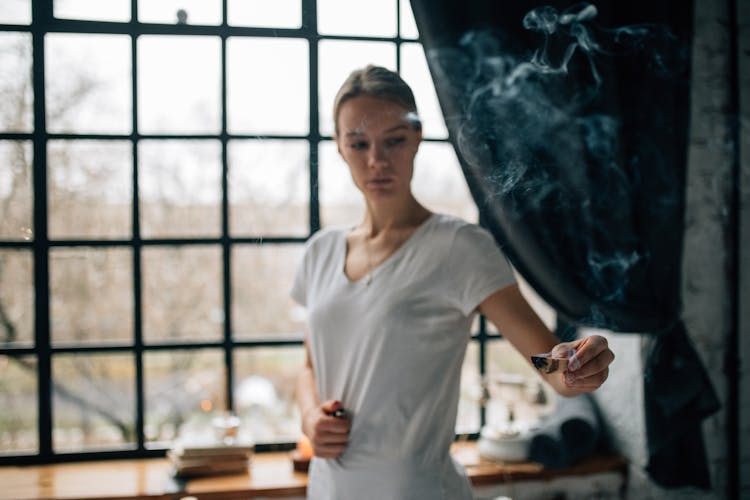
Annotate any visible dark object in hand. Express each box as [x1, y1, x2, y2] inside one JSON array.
[[531, 353, 569, 374]]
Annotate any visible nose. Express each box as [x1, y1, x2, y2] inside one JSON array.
[[367, 144, 388, 169]]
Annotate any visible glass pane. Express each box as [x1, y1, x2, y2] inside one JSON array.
[[228, 0, 301, 28], [0, 250, 33, 347], [0, 141, 33, 241], [399, 0, 418, 39], [227, 37, 308, 135], [142, 246, 223, 343], [48, 140, 132, 240], [54, 0, 131, 22], [318, 140, 364, 228], [50, 247, 133, 345], [317, 0, 396, 37], [139, 0, 221, 25], [144, 349, 225, 445], [318, 40, 396, 136], [231, 244, 305, 339], [53, 353, 135, 452], [46, 34, 132, 134], [486, 339, 548, 425], [457, 341, 480, 434], [138, 36, 221, 134], [139, 140, 221, 238], [0, 355, 37, 454], [400, 43, 447, 139], [228, 139, 308, 236], [0, 0, 30, 24], [233, 346, 305, 443], [412, 142, 478, 222], [0, 32, 33, 132]]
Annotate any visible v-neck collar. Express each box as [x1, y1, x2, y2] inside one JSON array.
[[340, 213, 436, 286]]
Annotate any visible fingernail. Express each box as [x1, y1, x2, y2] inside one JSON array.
[[569, 356, 581, 372], [565, 372, 576, 385]]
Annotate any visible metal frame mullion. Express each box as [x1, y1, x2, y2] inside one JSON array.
[[395, 0, 401, 72], [36, 18, 307, 38], [31, 0, 53, 460], [304, 0, 320, 234], [220, 0, 235, 414], [130, 0, 146, 454]]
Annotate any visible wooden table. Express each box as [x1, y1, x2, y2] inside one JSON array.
[[0, 443, 627, 500]]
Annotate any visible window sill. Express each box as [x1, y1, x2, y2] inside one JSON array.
[[0, 443, 627, 500]]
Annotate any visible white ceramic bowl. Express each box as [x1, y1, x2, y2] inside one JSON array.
[[477, 424, 532, 462]]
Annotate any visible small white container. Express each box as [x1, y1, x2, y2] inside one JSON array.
[[477, 422, 533, 462]]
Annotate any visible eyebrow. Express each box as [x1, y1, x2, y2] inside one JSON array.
[[344, 124, 409, 137]]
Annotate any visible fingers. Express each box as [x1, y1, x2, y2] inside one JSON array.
[[311, 425, 349, 458], [550, 335, 614, 392], [316, 415, 350, 438], [567, 335, 611, 373], [550, 342, 578, 360], [307, 401, 351, 458], [315, 443, 348, 458], [320, 399, 343, 413], [570, 346, 615, 379], [564, 366, 609, 391]]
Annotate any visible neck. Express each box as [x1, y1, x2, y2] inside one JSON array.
[[360, 195, 431, 237]]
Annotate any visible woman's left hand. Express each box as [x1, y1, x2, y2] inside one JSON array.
[[551, 335, 615, 392]]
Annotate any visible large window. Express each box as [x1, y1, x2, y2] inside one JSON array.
[[0, 0, 541, 463]]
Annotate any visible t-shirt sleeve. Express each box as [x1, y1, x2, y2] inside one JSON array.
[[290, 228, 332, 307], [290, 239, 312, 307], [290, 251, 308, 307], [448, 224, 516, 316]]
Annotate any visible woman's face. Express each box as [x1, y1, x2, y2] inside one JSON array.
[[335, 95, 422, 201]]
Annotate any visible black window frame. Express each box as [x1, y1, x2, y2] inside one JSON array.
[[0, 0, 504, 465]]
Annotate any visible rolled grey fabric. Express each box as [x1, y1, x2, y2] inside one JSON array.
[[527, 393, 600, 468]]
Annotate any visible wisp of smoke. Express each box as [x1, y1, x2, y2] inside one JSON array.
[[428, 2, 681, 324]]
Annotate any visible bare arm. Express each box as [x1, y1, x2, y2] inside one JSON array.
[[478, 283, 614, 397], [297, 336, 350, 458]]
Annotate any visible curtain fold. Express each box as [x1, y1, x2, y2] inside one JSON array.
[[409, 0, 719, 488]]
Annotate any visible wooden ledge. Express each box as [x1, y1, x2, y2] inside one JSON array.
[[452, 442, 628, 486], [0, 443, 627, 500]]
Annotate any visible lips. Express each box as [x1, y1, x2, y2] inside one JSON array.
[[367, 177, 394, 187]]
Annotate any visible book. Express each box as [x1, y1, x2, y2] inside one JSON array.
[[171, 458, 250, 478], [168, 435, 254, 478]]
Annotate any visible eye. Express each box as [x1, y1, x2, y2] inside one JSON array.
[[385, 137, 406, 147], [348, 141, 368, 150]]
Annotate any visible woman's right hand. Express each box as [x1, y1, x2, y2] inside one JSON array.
[[301, 399, 350, 458]]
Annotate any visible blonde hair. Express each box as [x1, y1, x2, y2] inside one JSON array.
[[333, 65, 421, 135]]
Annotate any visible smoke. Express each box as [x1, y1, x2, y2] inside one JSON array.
[[428, 2, 683, 325]]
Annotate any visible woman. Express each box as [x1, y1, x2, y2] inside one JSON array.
[[292, 65, 614, 499]]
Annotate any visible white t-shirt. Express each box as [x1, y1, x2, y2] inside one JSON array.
[[291, 213, 515, 500]]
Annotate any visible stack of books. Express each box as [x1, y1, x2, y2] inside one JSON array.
[[168, 439, 255, 478]]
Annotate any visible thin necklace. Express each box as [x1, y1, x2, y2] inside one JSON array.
[[364, 236, 374, 286]]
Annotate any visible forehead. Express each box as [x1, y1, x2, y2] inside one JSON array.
[[337, 95, 411, 134]]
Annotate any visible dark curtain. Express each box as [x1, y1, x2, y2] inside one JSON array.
[[410, 0, 720, 489]]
